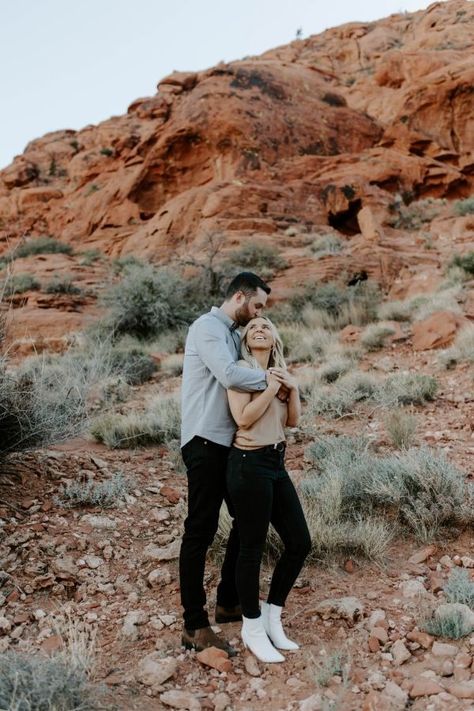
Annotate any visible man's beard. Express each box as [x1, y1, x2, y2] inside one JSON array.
[[234, 301, 252, 327]]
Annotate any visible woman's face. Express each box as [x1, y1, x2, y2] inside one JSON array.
[[245, 317, 275, 352]]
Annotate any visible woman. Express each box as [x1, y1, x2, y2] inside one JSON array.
[[226, 316, 311, 663]]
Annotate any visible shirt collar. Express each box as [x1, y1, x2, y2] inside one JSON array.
[[211, 306, 238, 331]]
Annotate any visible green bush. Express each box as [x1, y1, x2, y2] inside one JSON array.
[[14, 236, 73, 258], [453, 197, 474, 217], [423, 607, 473, 640], [309, 234, 344, 258], [444, 568, 474, 607], [102, 264, 202, 339], [290, 281, 380, 327], [43, 275, 82, 295], [109, 345, 158, 384], [450, 251, 474, 275], [224, 241, 287, 279], [79, 248, 103, 266], [2, 273, 40, 295], [389, 198, 445, 230], [91, 395, 180, 449]]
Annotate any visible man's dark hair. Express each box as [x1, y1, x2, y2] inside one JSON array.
[[225, 272, 271, 299]]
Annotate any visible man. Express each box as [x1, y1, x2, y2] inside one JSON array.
[[179, 271, 275, 655]]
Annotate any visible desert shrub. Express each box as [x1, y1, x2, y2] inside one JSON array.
[[0, 652, 102, 711], [443, 568, 474, 607], [166, 438, 187, 475], [0, 348, 111, 460], [111, 254, 145, 273], [389, 198, 445, 230], [453, 198, 474, 217], [377, 299, 414, 322], [281, 324, 336, 364], [318, 355, 355, 383], [360, 323, 395, 351], [57, 471, 131, 508], [224, 241, 287, 279], [385, 409, 417, 449], [109, 345, 158, 384], [102, 264, 201, 339], [304, 371, 378, 418], [315, 650, 351, 687], [79, 248, 103, 266], [411, 286, 463, 321], [309, 233, 344, 258], [149, 327, 187, 355], [439, 325, 474, 368], [43, 275, 82, 295], [303, 438, 472, 547], [160, 353, 184, 376], [423, 607, 473, 640], [91, 395, 180, 448], [2, 273, 40, 295], [14, 235, 73, 258], [450, 251, 474, 275], [290, 281, 380, 329], [376, 373, 437, 406]]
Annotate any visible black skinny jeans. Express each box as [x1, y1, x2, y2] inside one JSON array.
[[226, 445, 311, 619], [179, 436, 240, 630]]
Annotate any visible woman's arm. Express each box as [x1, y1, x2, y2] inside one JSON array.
[[228, 375, 281, 428]]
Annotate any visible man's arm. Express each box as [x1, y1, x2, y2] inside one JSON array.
[[194, 320, 266, 392]]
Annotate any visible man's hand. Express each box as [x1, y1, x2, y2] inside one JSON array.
[[277, 385, 290, 402]]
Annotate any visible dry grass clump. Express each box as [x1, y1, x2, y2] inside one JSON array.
[[91, 395, 180, 449], [303, 437, 472, 551], [43, 275, 82, 295], [281, 324, 336, 364], [0, 611, 101, 710], [376, 373, 437, 406], [57, 471, 131, 508], [0, 348, 112, 460], [384, 409, 417, 449], [360, 323, 395, 351], [377, 284, 463, 323], [388, 197, 445, 230], [422, 606, 473, 640], [2, 273, 41, 295], [303, 371, 378, 418], [309, 233, 344, 258], [377, 299, 413, 322], [108, 344, 158, 385], [288, 281, 381, 330], [439, 325, 474, 368], [444, 568, 474, 607]]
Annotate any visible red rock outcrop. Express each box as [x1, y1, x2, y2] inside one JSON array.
[[0, 0, 473, 345]]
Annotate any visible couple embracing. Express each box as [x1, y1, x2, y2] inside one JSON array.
[[179, 272, 311, 663]]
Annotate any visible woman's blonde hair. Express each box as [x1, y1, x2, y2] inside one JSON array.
[[240, 316, 286, 370]]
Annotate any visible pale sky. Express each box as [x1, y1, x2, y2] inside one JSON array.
[[1, 0, 441, 169]]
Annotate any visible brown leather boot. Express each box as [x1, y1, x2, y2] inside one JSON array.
[[181, 626, 237, 657], [215, 603, 242, 624]]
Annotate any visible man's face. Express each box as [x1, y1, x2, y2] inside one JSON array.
[[234, 287, 268, 326]]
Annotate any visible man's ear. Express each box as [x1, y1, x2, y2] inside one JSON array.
[[234, 290, 246, 304]]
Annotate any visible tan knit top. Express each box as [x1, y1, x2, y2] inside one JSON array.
[[232, 362, 288, 450]]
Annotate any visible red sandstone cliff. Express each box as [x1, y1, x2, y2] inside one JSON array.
[[0, 0, 473, 314]]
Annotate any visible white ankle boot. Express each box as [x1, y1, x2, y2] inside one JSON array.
[[241, 614, 285, 663], [261, 602, 299, 650]]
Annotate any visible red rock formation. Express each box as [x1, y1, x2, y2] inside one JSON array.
[[0, 0, 473, 346]]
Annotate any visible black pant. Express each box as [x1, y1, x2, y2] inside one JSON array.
[[226, 446, 311, 618], [179, 436, 240, 630]]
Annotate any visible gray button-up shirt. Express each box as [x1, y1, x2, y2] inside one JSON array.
[[180, 306, 267, 447]]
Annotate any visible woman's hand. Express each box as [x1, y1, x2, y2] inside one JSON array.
[[266, 372, 282, 394], [274, 370, 298, 391]]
